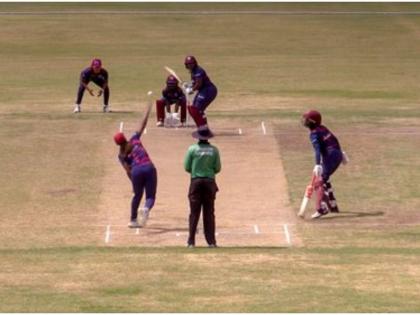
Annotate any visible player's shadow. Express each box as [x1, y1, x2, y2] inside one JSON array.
[[320, 211, 385, 221], [110, 110, 136, 114], [76, 110, 135, 115], [145, 227, 189, 235], [214, 131, 243, 137]]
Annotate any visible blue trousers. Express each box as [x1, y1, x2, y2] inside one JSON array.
[[322, 149, 343, 182], [193, 85, 218, 111], [130, 164, 157, 220]]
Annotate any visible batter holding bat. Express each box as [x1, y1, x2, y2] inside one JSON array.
[[302, 110, 347, 219], [184, 55, 218, 136], [114, 93, 157, 228]]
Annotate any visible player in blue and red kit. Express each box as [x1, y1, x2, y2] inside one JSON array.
[[184, 55, 218, 135], [302, 110, 344, 219], [74, 58, 110, 113], [114, 105, 157, 228], [156, 75, 187, 127]]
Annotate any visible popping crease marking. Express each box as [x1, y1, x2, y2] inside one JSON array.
[[261, 121, 267, 135], [283, 224, 291, 246], [105, 225, 111, 244], [253, 224, 260, 234]]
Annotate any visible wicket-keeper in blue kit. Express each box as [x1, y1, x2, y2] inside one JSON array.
[[74, 58, 110, 113], [302, 110, 346, 219], [114, 104, 157, 228], [184, 55, 218, 135]]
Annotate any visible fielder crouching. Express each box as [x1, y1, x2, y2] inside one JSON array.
[[156, 75, 187, 127], [74, 58, 110, 113], [114, 105, 157, 228], [302, 110, 348, 219], [184, 128, 221, 248]]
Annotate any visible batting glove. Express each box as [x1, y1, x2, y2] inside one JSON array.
[[182, 81, 192, 90], [313, 164, 323, 177], [185, 87, 194, 95]]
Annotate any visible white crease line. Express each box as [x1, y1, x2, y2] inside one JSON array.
[[261, 121, 267, 135], [136, 228, 140, 235], [105, 225, 111, 244], [283, 224, 291, 246], [238, 128, 242, 135], [253, 224, 260, 234], [144, 128, 147, 135], [119, 121, 124, 132]]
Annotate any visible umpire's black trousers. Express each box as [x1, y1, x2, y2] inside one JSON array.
[[188, 177, 218, 246]]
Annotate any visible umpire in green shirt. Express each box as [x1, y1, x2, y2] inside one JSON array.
[[184, 128, 221, 248]]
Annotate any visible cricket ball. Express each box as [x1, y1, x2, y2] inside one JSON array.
[[147, 91, 153, 96]]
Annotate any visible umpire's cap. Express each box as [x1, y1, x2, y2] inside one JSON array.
[[192, 128, 214, 140]]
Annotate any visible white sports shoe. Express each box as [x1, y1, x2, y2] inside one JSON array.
[[311, 210, 328, 219], [128, 220, 140, 228], [103, 105, 110, 113], [156, 121, 164, 127], [140, 208, 150, 227], [73, 104, 81, 113]]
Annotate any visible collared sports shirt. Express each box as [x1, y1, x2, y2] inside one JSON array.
[[184, 142, 221, 179]]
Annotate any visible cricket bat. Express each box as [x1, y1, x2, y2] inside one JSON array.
[[164, 66, 184, 83], [298, 174, 317, 218]]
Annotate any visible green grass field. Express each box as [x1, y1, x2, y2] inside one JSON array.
[[1, 3, 420, 312]]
